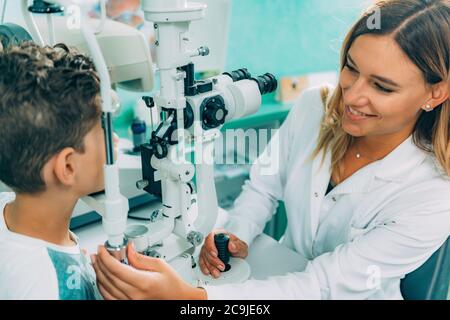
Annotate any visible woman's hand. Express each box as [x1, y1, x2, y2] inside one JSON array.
[[199, 229, 248, 278], [91, 243, 207, 300]]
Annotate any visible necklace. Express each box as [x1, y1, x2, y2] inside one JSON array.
[[354, 142, 382, 161]]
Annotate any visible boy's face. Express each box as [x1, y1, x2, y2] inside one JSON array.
[[43, 117, 120, 197], [77, 120, 107, 195]]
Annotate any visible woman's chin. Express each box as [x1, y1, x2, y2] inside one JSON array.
[[342, 122, 366, 137]]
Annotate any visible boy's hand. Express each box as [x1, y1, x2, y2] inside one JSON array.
[[91, 244, 206, 300], [199, 229, 248, 279]]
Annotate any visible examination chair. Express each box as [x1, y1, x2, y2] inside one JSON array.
[[400, 237, 450, 300]]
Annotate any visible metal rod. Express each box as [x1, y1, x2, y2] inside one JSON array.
[[95, 0, 106, 34], [102, 112, 115, 165], [47, 14, 55, 45], [1, 0, 7, 24], [21, 0, 44, 46]]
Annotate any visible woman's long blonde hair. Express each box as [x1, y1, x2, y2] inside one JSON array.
[[314, 0, 450, 180]]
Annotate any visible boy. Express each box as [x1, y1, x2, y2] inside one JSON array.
[[0, 41, 108, 299]]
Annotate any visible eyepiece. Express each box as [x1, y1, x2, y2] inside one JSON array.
[[223, 68, 252, 82], [252, 73, 278, 95]]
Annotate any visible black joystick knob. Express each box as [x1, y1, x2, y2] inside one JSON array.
[[214, 233, 231, 272]]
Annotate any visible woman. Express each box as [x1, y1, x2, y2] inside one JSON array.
[[91, 0, 450, 299]]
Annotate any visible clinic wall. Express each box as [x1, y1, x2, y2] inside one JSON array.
[[225, 0, 371, 78], [3, 0, 370, 78]]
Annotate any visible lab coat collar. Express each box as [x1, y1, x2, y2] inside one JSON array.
[[314, 135, 428, 197], [373, 135, 428, 183]]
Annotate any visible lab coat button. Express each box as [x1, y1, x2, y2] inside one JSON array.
[[332, 196, 337, 202]]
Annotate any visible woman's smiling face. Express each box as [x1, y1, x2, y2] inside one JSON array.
[[339, 34, 431, 139]]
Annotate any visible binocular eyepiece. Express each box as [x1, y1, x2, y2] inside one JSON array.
[[223, 68, 253, 82], [223, 68, 278, 95], [252, 73, 278, 95]]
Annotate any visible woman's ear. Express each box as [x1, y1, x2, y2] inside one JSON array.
[[53, 147, 77, 187], [428, 81, 449, 109]]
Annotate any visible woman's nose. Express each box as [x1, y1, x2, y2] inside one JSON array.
[[343, 79, 370, 106]]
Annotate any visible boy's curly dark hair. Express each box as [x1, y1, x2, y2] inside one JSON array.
[[0, 41, 102, 193]]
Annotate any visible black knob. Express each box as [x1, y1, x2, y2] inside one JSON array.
[[214, 233, 231, 272], [151, 137, 168, 159], [142, 96, 155, 108], [202, 96, 228, 129], [28, 0, 63, 14]]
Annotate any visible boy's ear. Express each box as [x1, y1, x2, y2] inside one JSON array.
[[53, 147, 77, 187]]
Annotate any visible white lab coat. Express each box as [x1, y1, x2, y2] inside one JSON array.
[[205, 86, 450, 300]]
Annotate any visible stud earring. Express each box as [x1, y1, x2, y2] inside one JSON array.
[[424, 104, 433, 112]]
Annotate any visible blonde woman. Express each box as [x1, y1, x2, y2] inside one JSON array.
[[92, 0, 450, 300]]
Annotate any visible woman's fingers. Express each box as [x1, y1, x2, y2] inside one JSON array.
[[205, 251, 225, 271], [199, 256, 210, 275], [202, 253, 221, 278], [228, 236, 248, 258], [127, 243, 165, 273], [96, 246, 151, 289], [92, 257, 126, 300], [203, 232, 218, 258], [200, 245, 224, 272], [93, 245, 193, 300], [228, 240, 239, 254], [98, 282, 118, 300], [198, 257, 211, 276], [95, 252, 136, 299]]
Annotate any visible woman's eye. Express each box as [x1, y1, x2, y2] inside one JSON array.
[[345, 63, 358, 73], [374, 83, 394, 93]]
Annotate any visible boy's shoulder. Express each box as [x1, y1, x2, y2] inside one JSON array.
[[0, 191, 15, 228], [0, 192, 100, 300], [0, 192, 15, 206], [0, 234, 99, 300], [0, 237, 59, 299], [0, 192, 15, 198]]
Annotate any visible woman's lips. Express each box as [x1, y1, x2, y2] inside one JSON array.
[[345, 105, 378, 120]]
